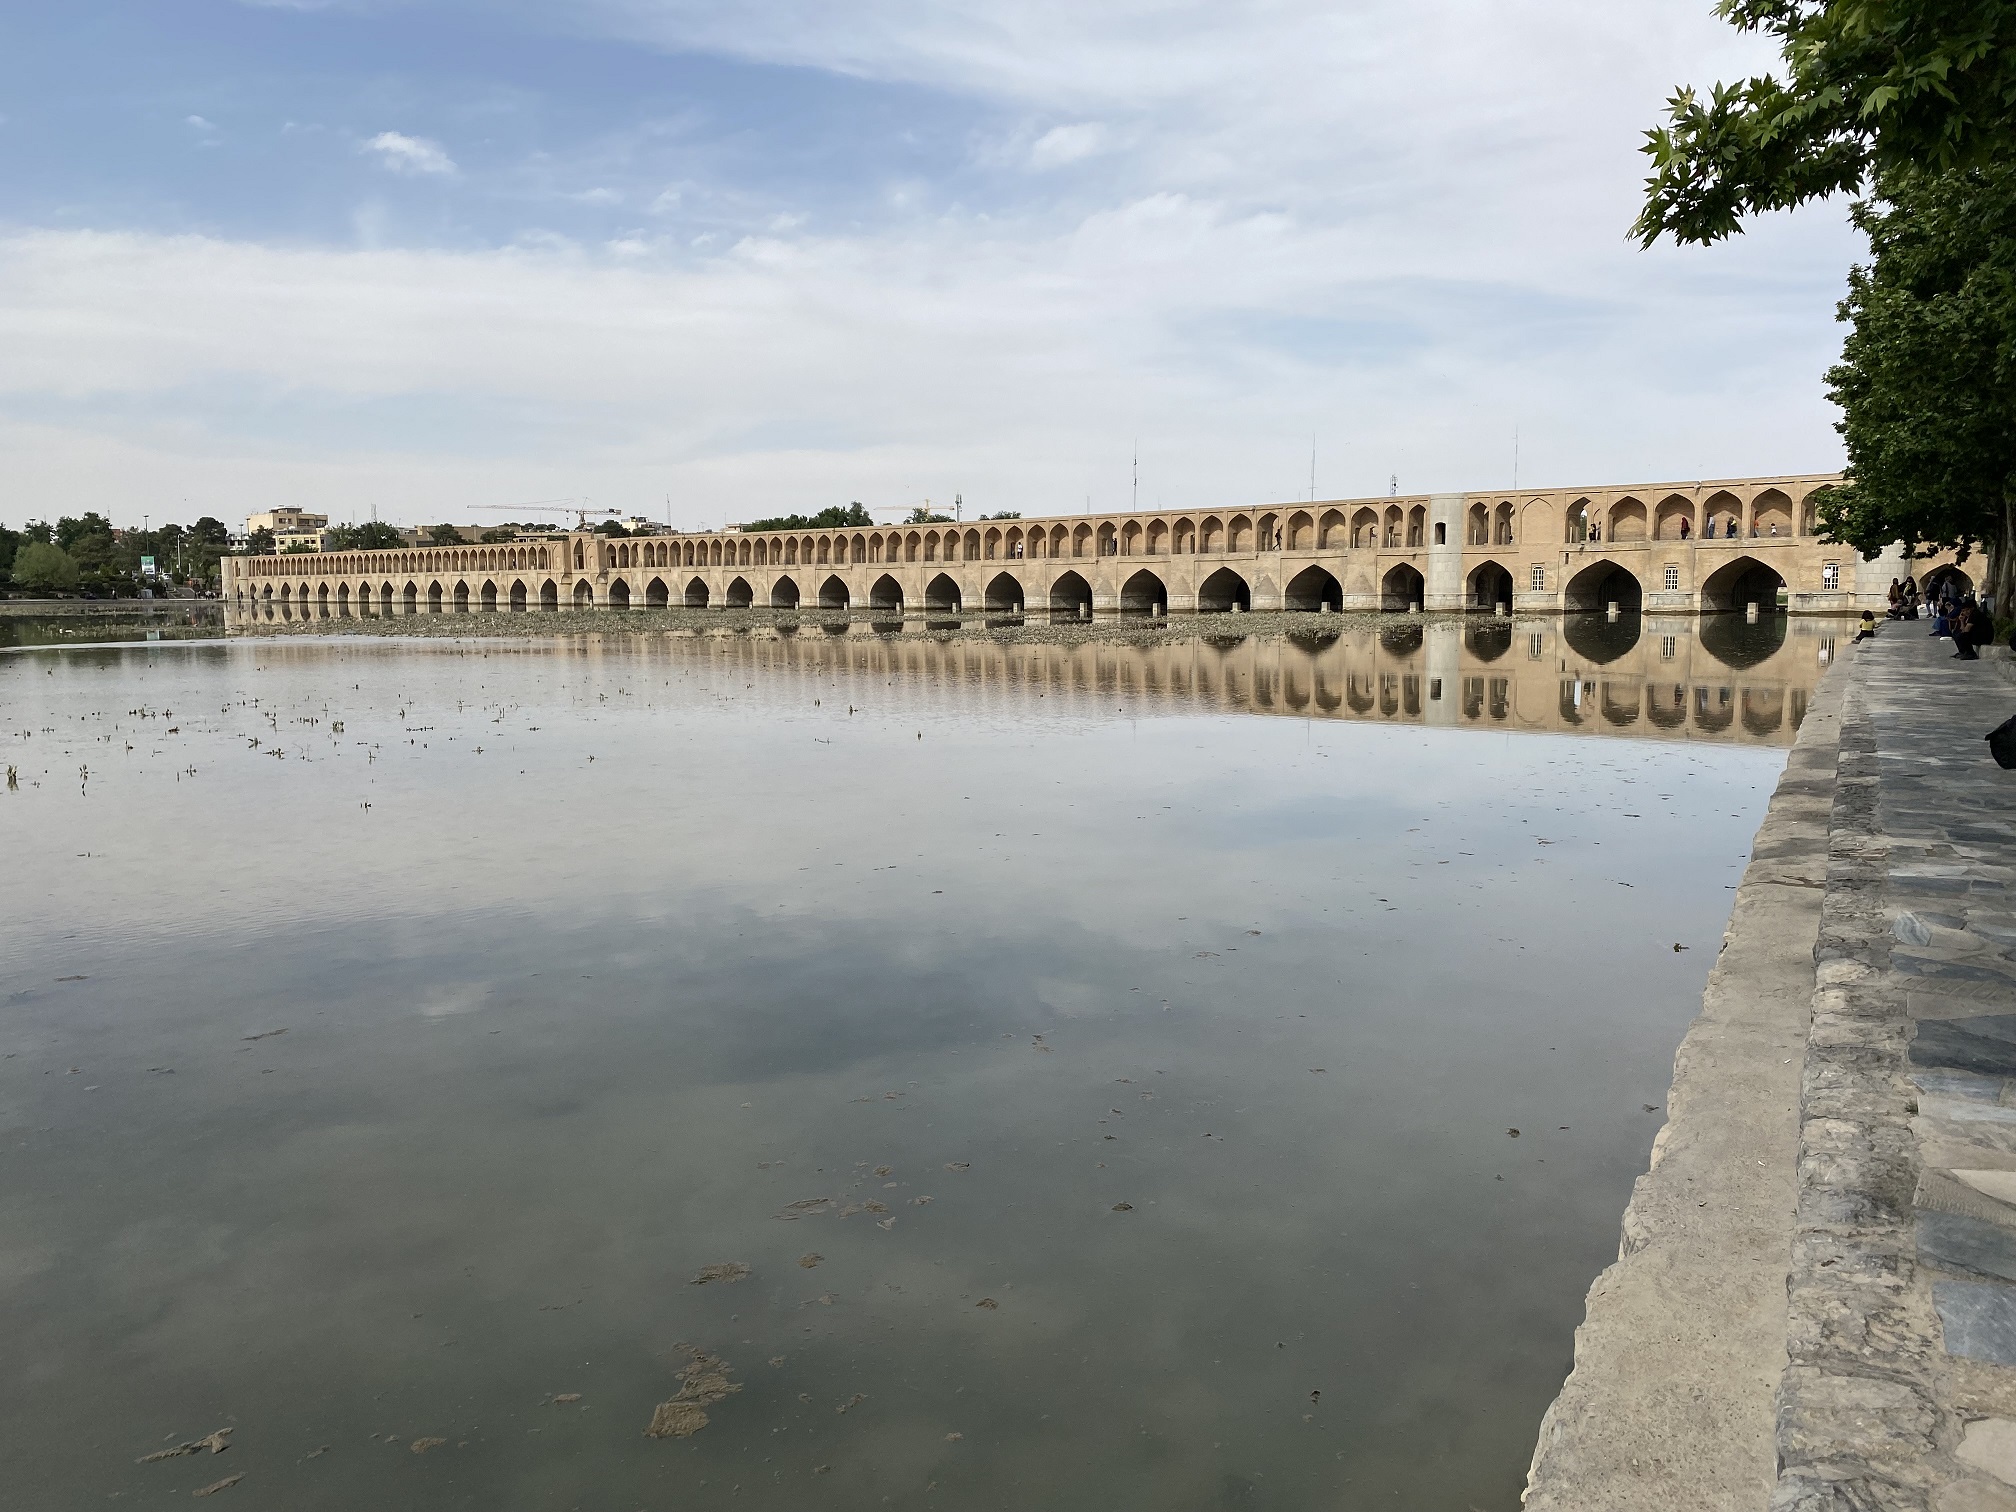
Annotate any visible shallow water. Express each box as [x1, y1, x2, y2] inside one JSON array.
[[0, 603, 223, 648], [1, 631, 1810, 1509]]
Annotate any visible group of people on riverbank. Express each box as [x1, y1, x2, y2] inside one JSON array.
[[1887, 576, 1993, 659]]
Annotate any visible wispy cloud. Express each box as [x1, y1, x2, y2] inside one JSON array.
[[2, 0, 1853, 528], [362, 131, 457, 176], [1027, 123, 1109, 171]]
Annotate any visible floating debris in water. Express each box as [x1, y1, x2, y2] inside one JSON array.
[[192, 1474, 244, 1496], [1112, 1202, 1133, 1212], [776, 1197, 835, 1220], [797, 1253, 823, 1269], [975, 1298, 998, 1310], [409, 1437, 447, 1454], [645, 1346, 741, 1439], [137, 1428, 232, 1463], [690, 1262, 751, 1285]]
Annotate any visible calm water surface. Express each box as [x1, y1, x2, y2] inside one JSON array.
[[1, 630, 1814, 1510]]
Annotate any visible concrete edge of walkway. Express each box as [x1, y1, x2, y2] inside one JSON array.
[[1522, 656, 1846, 1508], [1769, 639, 2016, 1510]]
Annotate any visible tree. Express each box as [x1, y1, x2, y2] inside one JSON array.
[[741, 503, 875, 532], [1815, 162, 2016, 609], [246, 527, 276, 555], [327, 521, 405, 551], [11, 541, 80, 593], [1636, 0, 2016, 246], [0, 524, 22, 581], [593, 519, 631, 537], [55, 512, 115, 551], [427, 524, 468, 546], [977, 511, 1021, 521], [904, 507, 953, 524], [479, 527, 518, 544], [186, 517, 231, 588]]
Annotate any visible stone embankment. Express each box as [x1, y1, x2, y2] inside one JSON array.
[[1527, 631, 2016, 1510]]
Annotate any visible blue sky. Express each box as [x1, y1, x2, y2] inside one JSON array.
[[1, 0, 1857, 530]]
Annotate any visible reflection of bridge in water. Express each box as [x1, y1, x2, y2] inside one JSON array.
[[532, 612, 1839, 747]]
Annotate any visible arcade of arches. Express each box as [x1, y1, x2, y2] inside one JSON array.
[[223, 473, 1967, 626]]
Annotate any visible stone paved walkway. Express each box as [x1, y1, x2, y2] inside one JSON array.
[[1775, 630, 2016, 1511]]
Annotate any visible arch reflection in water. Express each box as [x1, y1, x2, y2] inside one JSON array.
[[447, 612, 1843, 748]]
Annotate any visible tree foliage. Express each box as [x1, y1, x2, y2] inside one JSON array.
[[1636, 0, 2016, 246], [11, 541, 80, 593], [1815, 161, 2016, 606], [327, 521, 407, 551], [426, 524, 468, 546], [740, 502, 875, 532]]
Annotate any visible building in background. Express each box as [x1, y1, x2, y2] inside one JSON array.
[[245, 507, 331, 554]]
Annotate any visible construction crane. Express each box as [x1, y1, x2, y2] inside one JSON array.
[[472, 499, 618, 530]]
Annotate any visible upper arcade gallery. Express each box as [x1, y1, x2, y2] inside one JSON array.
[[224, 474, 1957, 622]]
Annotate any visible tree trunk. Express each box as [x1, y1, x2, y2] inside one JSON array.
[[1994, 487, 2016, 635]]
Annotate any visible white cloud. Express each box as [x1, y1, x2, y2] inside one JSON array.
[[0, 1, 1859, 527], [1027, 122, 1109, 171], [362, 131, 457, 176]]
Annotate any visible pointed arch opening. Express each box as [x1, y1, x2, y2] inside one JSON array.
[[540, 578, 558, 611], [481, 579, 499, 613], [1049, 570, 1093, 617], [868, 574, 903, 612], [1563, 559, 1642, 613], [1466, 560, 1514, 612], [403, 581, 419, 615], [1699, 555, 1785, 615], [427, 580, 443, 614], [725, 576, 753, 609], [818, 575, 850, 610], [509, 579, 527, 613], [924, 573, 962, 613], [608, 578, 631, 610], [984, 572, 1024, 613], [683, 577, 708, 608], [453, 581, 470, 613], [770, 576, 801, 609], [1282, 565, 1341, 612], [1751, 488, 1794, 537], [1380, 563, 1424, 611], [1197, 567, 1250, 613], [1119, 569, 1165, 616], [645, 576, 669, 608], [573, 579, 594, 609]]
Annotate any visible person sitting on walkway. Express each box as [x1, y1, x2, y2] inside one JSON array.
[[1853, 612, 1879, 643], [1887, 579, 1904, 618], [1954, 598, 1983, 660]]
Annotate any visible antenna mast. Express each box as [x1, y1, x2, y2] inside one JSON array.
[[1132, 442, 1138, 512]]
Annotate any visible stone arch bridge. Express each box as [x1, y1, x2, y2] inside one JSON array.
[[224, 474, 1962, 625]]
